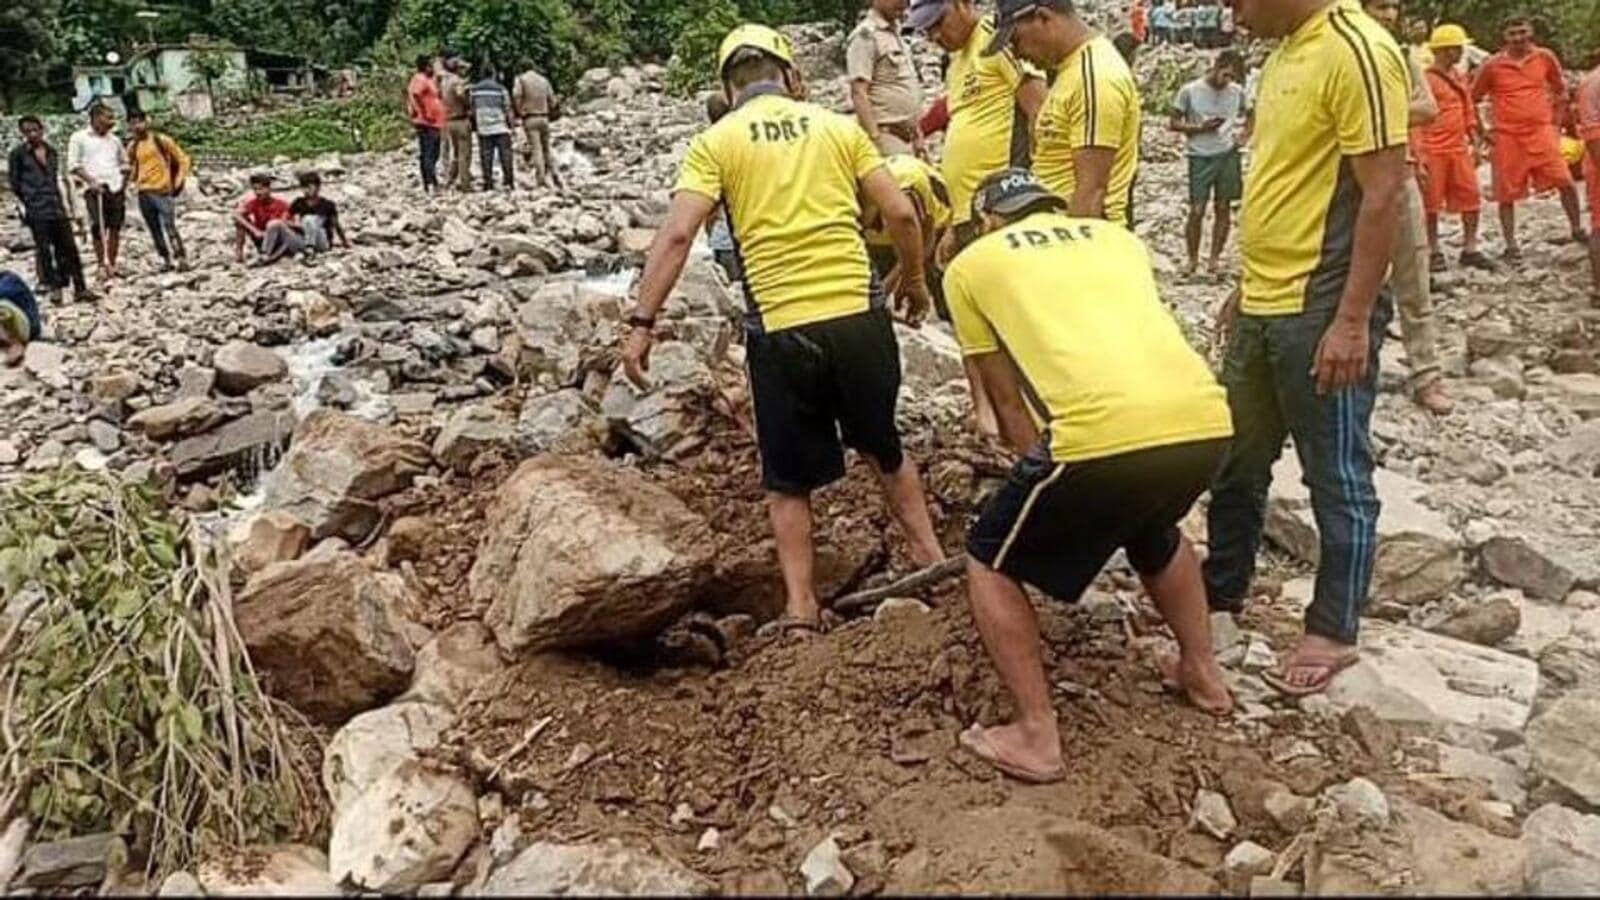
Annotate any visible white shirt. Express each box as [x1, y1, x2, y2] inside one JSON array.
[[66, 128, 128, 193]]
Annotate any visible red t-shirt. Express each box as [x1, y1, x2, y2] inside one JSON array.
[[408, 72, 446, 128], [1472, 47, 1566, 134], [240, 194, 291, 231], [1577, 67, 1600, 144], [1420, 68, 1479, 156]]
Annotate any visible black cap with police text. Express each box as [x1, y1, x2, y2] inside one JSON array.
[[972, 167, 1067, 220], [984, 0, 1071, 55]]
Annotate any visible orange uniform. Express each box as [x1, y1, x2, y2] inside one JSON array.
[[1473, 46, 1573, 203], [1131, 1, 1149, 43], [1419, 67, 1481, 214], [1577, 66, 1600, 229]]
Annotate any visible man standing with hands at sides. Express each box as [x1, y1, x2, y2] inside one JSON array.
[[1473, 15, 1586, 261], [512, 62, 558, 187], [9, 116, 95, 304], [439, 57, 474, 192], [908, 0, 1046, 437], [470, 63, 515, 191], [1365, 0, 1451, 416], [1171, 50, 1246, 276], [67, 103, 129, 284], [622, 25, 945, 635], [126, 110, 192, 272], [848, 0, 926, 157], [946, 170, 1236, 782], [1418, 24, 1495, 273], [1203, 0, 1410, 696], [407, 55, 445, 193], [989, 0, 1142, 227], [1578, 61, 1600, 305]]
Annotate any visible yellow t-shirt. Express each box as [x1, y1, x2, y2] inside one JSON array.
[[675, 91, 886, 333], [1240, 0, 1410, 316], [943, 17, 1040, 225], [865, 154, 952, 247], [129, 132, 192, 195], [943, 212, 1233, 462], [1032, 34, 1142, 226]]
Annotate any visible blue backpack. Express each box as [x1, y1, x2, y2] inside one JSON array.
[[0, 270, 42, 341]]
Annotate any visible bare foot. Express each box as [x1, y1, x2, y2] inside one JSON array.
[[1158, 653, 1234, 717], [958, 722, 1064, 783]]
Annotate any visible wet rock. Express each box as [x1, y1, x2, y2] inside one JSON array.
[[323, 701, 454, 810], [477, 840, 711, 895], [262, 410, 430, 542], [1325, 621, 1538, 731], [196, 844, 339, 896], [1526, 688, 1600, 806], [1265, 454, 1463, 605], [1427, 594, 1521, 647], [516, 388, 602, 454], [15, 833, 125, 888], [1521, 803, 1600, 895], [1480, 536, 1577, 601], [328, 760, 477, 894], [433, 404, 516, 473], [235, 550, 415, 723], [213, 340, 288, 394], [403, 621, 505, 710], [170, 409, 296, 480], [472, 456, 716, 653], [126, 396, 224, 440], [227, 509, 311, 578]]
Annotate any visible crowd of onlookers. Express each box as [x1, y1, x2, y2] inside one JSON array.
[[1132, 0, 1237, 49]]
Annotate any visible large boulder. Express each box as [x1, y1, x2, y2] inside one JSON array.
[[1325, 621, 1539, 732], [511, 281, 617, 382], [1265, 454, 1464, 605], [432, 404, 516, 474], [516, 389, 603, 455], [1526, 688, 1600, 805], [1521, 804, 1600, 895], [323, 701, 454, 810], [477, 841, 710, 896], [471, 456, 716, 653], [235, 550, 416, 724], [600, 341, 715, 460], [402, 621, 505, 710], [170, 409, 297, 480], [226, 509, 310, 579], [262, 410, 430, 542], [213, 341, 288, 394], [126, 397, 224, 441], [327, 760, 477, 895]]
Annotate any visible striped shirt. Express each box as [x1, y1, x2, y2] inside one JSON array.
[[1031, 34, 1142, 226], [470, 79, 512, 136]]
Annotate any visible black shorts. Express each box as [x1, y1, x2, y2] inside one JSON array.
[[746, 308, 904, 495], [83, 189, 126, 235], [967, 438, 1230, 601]]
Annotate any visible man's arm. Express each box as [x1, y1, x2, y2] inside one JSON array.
[[860, 165, 928, 322], [1017, 77, 1047, 124], [1069, 147, 1116, 219], [7, 148, 22, 199], [1407, 57, 1438, 126], [333, 211, 351, 248], [622, 191, 717, 385], [1316, 145, 1407, 394], [846, 33, 883, 143], [850, 80, 883, 143], [970, 352, 1040, 455]]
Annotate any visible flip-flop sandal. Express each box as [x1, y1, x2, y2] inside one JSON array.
[[755, 615, 826, 639], [1261, 650, 1361, 697], [957, 724, 1066, 785]]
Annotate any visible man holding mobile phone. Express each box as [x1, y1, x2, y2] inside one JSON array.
[[1170, 50, 1246, 277]]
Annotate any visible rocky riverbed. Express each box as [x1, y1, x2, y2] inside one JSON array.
[[3, 23, 1600, 897]]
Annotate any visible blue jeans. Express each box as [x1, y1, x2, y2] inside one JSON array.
[[1202, 299, 1391, 645]]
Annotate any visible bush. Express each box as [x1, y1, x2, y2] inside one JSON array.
[[166, 76, 411, 162]]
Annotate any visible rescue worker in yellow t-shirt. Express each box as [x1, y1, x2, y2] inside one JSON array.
[[621, 25, 946, 635], [944, 168, 1235, 783], [986, 0, 1143, 226], [1206, 0, 1410, 698], [862, 155, 952, 309]]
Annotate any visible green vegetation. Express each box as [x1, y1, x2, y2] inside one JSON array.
[[165, 77, 411, 161], [0, 470, 321, 879]]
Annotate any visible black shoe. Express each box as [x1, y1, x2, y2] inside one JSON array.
[[1459, 250, 1497, 272]]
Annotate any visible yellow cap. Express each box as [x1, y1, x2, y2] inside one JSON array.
[[1562, 137, 1586, 166], [717, 24, 795, 78], [1427, 23, 1471, 50]]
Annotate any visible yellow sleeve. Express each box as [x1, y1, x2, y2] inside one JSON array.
[[1325, 24, 1411, 155], [994, 50, 1041, 91], [943, 263, 999, 356], [849, 122, 886, 179], [673, 133, 723, 203]]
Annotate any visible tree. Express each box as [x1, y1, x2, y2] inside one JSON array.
[[0, 0, 62, 110], [187, 45, 236, 108]]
